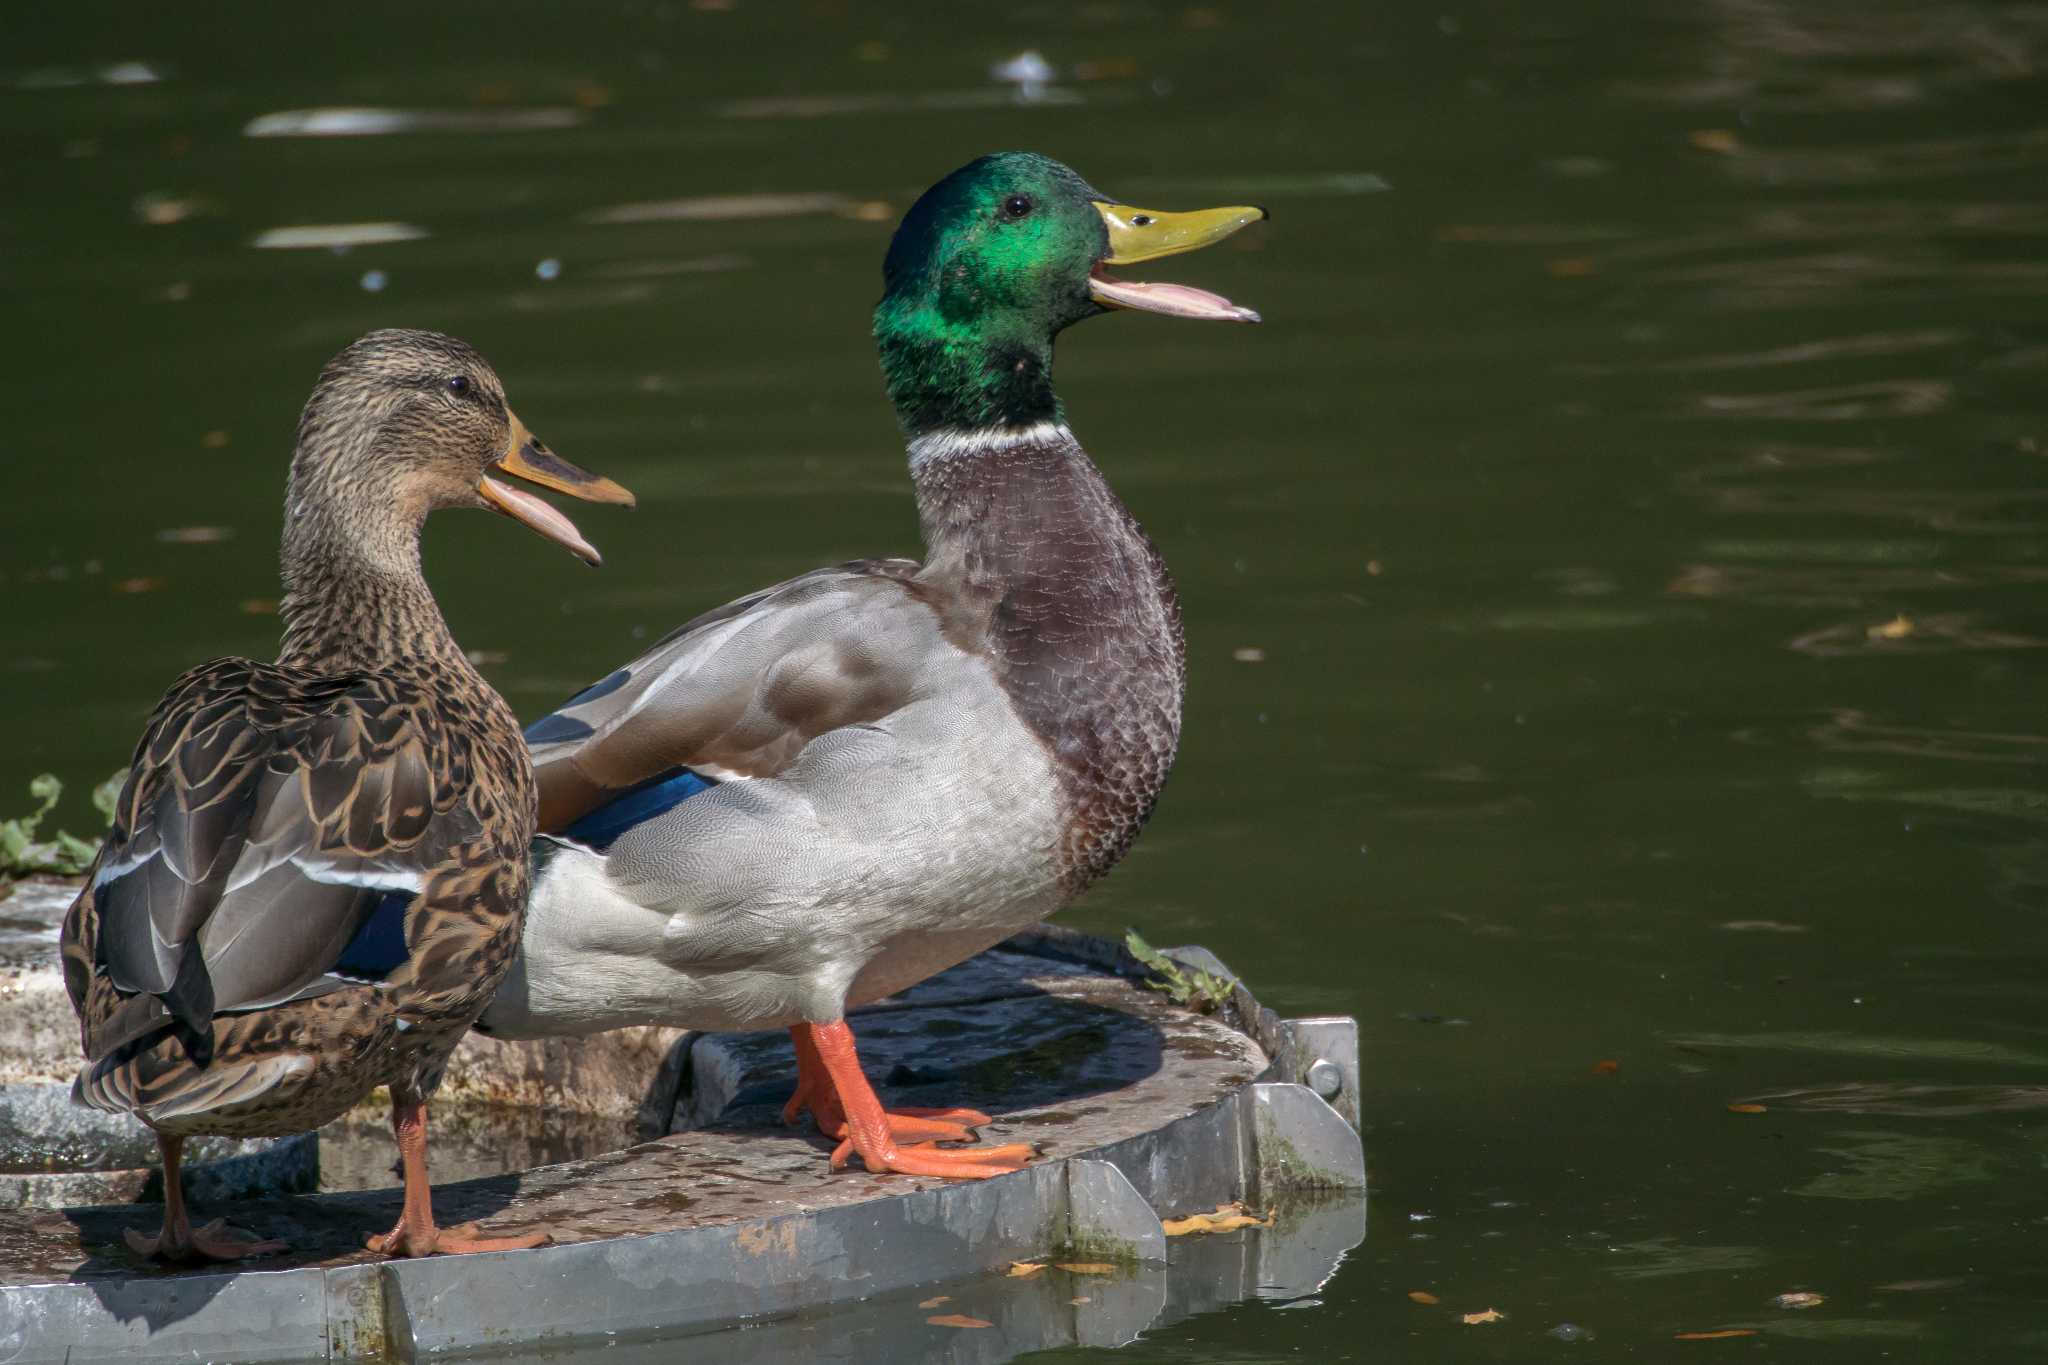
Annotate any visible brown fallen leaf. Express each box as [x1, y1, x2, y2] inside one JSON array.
[[1162, 1202, 1275, 1236], [1867, 614, 1915, 641], [917, 1296, 949, 1309], [1069, 1296, 1091, 1305], [1689, 128, 1743, 154], [927, 1314, 992, 1329], [1727, 1103, 1768, 1114], [1592, 1059, 1620, 1075], [1462, 1308, 1504, 1325], [1675, 1329, 1757, 1340], [1408, 1290, 1440, 1305], [1773, 1291, 1825, 1309], [1055, 1263, 1118, 1275], [1007, 1262, 1046, 1278]]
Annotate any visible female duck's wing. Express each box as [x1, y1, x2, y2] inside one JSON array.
[[62, 657, 466, 1066], [530, 560, 949, 833]]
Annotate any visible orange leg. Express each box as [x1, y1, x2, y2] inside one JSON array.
[[124, 1134, 287, 1262], [796, 1019, 1034, 1179], [365, 1099, 551, 1257], [782, 1022, 993, 1146]]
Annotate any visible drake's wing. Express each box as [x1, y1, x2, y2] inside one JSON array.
[[530, 560, 951, 832]]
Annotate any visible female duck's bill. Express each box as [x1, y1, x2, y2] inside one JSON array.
[[1087, 202, 1266, 323], [476, 413, 636, 566]]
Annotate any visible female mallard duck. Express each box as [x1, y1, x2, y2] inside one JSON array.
[[59, 329, 633, 1260], [480, 153, 1262, 1180]]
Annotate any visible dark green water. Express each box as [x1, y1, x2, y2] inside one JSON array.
[[7, 1, 2048, 1358]]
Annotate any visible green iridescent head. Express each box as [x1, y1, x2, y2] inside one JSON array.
[[874, 152, 1265, 435]]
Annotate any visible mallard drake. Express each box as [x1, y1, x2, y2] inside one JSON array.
[[481, 152, 1263, 1180], [59, 329, 633, 1260]]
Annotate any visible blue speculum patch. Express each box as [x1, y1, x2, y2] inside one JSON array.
[[559, 767, 716, 852]]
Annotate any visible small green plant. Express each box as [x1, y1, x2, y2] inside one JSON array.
[[0, 771, 123, 879], [1124, 928, 1237, 1014]]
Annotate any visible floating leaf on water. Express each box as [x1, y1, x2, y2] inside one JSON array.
[[113, 577, 164, 594], [1055, 1263, 1118, 1275], [240, 598, 280, 615], [1161, 1201, 1273, 1236], [1728, 1103, 1768, 1114], [1462, 1308, 1505, 1325], [1408, 1290, 1440, 1304], [156, 526, 233, 544], [202, 430, 230, 448], [1773, 1291, 1826, 1309], [916, 1296, 949, 1309], [1069, 1296, 1091, 1305], [1689, 128, 1744, 154], [1007, 1261, 1045, 1277], [1592, 1059, 1620, 1075], [1866, 613, 1916, 641], [926, 1314, 992, 1329], [1232, 647, 1265, 662], [1675, 1328, 1757, 1340]]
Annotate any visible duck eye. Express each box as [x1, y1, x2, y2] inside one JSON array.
[[1131, 214, 1154, 227], [1003, 194, 1033, 219], [447, 375, 471, 397]]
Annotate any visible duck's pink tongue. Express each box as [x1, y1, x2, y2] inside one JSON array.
[[478, 475, 603, 566], [1089, 268, 1261, 323]]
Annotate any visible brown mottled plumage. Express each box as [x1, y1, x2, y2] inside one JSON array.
[[59, 328, 630, 1261]]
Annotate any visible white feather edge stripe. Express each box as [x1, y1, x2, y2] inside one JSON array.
[[907, 420, 1071, 469]]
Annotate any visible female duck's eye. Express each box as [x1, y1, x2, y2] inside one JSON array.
[[447, 375, 471, 397], [1003, 194, 1033, 219]]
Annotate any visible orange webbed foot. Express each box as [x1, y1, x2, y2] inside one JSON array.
[[797, 1018, 1037, 1181], [832, 1137, 1037, 1180]]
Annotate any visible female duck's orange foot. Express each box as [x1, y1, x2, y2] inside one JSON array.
[[831, 1136, 1037, 1179], [125, 1218, 286, 1262], [367, 1219, 552, 1258]]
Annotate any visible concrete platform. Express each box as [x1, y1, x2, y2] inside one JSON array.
[[0, 876, 1366, 1364]]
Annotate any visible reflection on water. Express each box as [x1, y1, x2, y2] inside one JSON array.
[[7, 0, 2048, 1358]]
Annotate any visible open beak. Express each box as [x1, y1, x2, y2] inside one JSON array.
[[476, 413, 636, 567], [1088, 201, 1266, 323]]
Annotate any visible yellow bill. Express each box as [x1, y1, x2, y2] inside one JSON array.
[[1089, 202, 1266, 322]]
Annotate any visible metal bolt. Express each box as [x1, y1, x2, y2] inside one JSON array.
[[1306, 1058, 1342, 1099]]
